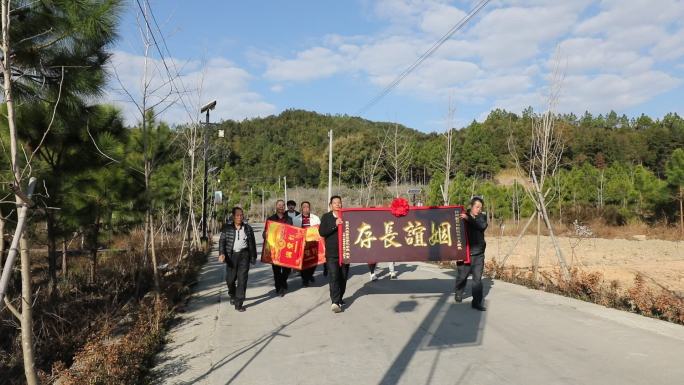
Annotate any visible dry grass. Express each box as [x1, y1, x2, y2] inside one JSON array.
[[494, 219, 682, 241], [0, 232, 206, 385], [53, 297, 169, 385], [485, 260, 684, 325]]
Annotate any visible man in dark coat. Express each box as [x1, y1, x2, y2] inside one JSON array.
[[319, 195, 349, 313], [219, 207, 258, 312], [264, 199, 293, 296], [454, 196, 488, 311]]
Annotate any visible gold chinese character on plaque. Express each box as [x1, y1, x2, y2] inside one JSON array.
[[354, 222, 377, 249], [403, 221, 427, 246], [379, 221, 401, 248], [428, 222, 452, 246]]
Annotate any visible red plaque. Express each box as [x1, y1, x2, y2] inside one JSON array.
[[339, 206, 470, 264]]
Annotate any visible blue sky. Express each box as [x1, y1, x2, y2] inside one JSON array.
[[109, 0, 684, 132]]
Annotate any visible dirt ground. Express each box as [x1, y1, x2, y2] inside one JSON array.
[[489, 235, 684, 295]]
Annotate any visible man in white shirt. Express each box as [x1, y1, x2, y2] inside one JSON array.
[[218, 207, 257, 312], [287, 200, 300, 222], [294, 201, 321, 286]]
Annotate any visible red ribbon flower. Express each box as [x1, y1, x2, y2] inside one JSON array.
[[390, 197, 410, 217]]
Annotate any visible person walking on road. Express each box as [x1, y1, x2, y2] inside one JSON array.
[[319, 195, 349, 313], [264, 199, 293, 297], [368, 262, 397, 281], [219, 207, 257, 312], [454, 196, 488, 311], [294, 201, 321, 287]]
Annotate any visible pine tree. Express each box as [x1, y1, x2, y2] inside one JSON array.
[[666, 149, 684, 235]]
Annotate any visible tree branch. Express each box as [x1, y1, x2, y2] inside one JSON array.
[[24, 66, 64, 171], [3, 296, 21, 320]]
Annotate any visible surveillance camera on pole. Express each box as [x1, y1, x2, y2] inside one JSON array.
[[201, 100, 216, 113]]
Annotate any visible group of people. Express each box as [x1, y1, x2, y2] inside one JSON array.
[[218, 195, 488, 313]]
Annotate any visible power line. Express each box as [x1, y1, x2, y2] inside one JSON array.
[[134, 0, 196, 123], [145, 0, 199, 122], [130, 0, 208, 169], [357, 0, 491, 115]]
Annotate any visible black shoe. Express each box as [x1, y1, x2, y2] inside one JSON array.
[[471, 303, 486, 311], [235, 305, 246, 312], [340, 300, 346, 306], [279, 288, 286, 297], [302, 281, 309, 287], [454, 293, 462, 303], [309, 276, 316, 283], [229, 297, 236, 305]]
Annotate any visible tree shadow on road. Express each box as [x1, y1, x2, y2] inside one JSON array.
[[157, 296, 330, 385], [342, 272, 493, 385]]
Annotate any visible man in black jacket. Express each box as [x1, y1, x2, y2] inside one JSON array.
[[454, 196, 488, 311], [219, 207, 258, 312], [264, 199, 293, 296], [319, 195, 349, 313]]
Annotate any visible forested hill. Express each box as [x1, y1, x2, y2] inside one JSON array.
[[213, 109, 431, 187], [212, 109, 684, 188]]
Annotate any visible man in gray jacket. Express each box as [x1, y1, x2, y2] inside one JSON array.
[[219, 207, 257, 312]]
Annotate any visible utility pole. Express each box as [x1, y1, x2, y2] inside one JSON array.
[[284, 176, 288, 203], [328, 129, 333, 203], [200, 100, 216, 251], [261, 188, 265, 222]]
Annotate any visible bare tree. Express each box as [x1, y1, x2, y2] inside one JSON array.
[[435, 97, 457, 205], [0, 2, 39, 383], [385, 123, 413, 198], [360, 129, 388, 206], [500, 54, 570, 280], [107, 2, 197, 294]]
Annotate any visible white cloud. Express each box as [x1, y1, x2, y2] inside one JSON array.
[[419, 3, 467, 36], [257, 0, 682, 121], [560, 71, 681, 112], [558, 37, 654, 75], [651, 27, 684, 60], [263, 47, 347, 82], [468, 2, 590, 68], [575, 0, 684, 36], [108, 51, 275, 125]]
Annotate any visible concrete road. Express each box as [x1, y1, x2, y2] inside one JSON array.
[[151, 224, 684, 385]]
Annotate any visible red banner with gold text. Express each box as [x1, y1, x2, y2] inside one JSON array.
[[261, 221, 325, 269]]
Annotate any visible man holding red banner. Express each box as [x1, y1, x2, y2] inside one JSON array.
[[454, 196, 488, 311], [294, 201, 321, 287], [264, 199, 293, 297], [319, 195, 349, 313]]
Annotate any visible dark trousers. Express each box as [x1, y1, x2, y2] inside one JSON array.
[[454, 254, 485, 306], [301, 265, 316, 284], [272, 264, 291, 292], [226, 250, 250, 306], [326, 257, 349, 304]]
